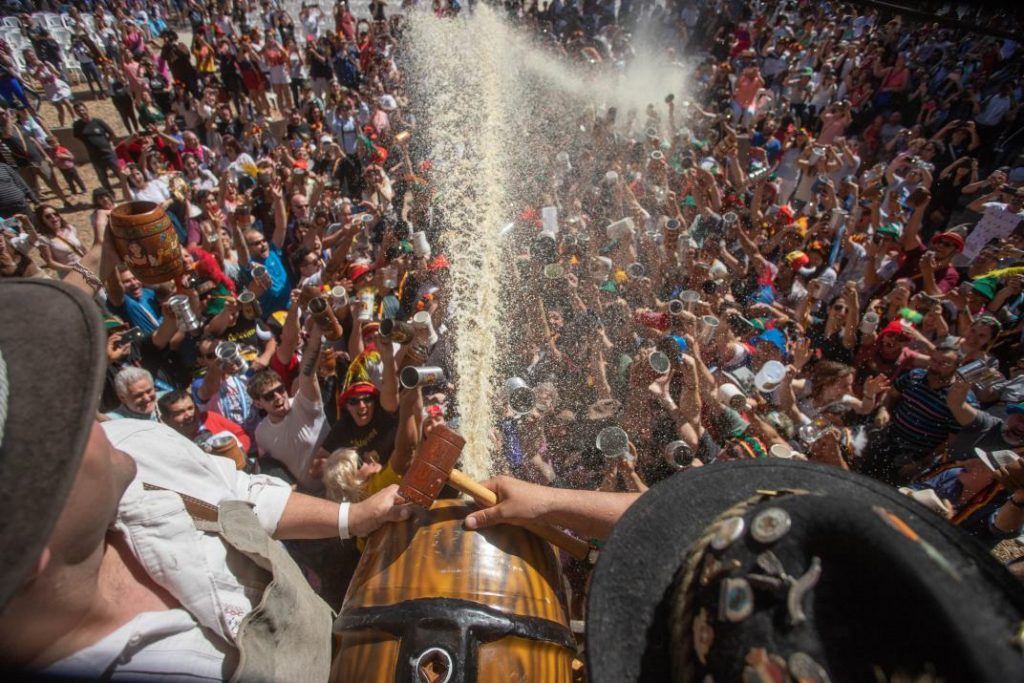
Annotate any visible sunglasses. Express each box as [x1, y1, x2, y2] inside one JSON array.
[[202, 352, 218, 360], [347, 396, 374, 406], [259, 385, 287, 402], [247, 238, 267, 248]]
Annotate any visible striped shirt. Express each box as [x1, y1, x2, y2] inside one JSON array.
[[890, 369, 977, 456], [0, 162, 36, 217]]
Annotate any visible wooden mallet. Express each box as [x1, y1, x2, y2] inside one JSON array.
[[398, 424, 591, 560]]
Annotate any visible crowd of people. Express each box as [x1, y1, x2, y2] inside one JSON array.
[[2, 0, 1024, 679]]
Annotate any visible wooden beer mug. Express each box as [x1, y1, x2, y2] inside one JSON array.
[[109, 201, 184, 285]]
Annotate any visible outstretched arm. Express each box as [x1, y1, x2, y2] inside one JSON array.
[[463, 476, 641, 540]]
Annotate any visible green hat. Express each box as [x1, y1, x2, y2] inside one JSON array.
[[898, 307, 924, 324], [599, 280, 618, 293], [683, 195, 697, 207], [399, 240, 414, 255], [103, 314, 127, 330], [716, 407, 750, 438], [877, 223, 902, 239], [800, 66, 814, 76], [970, 277, 998, 301]]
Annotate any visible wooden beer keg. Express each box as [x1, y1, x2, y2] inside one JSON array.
[[331, 500, 575, 682], [109, 201, 184, 285]]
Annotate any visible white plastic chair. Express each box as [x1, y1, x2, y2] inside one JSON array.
[[51, 28, 72, 48], [1, 17, 20, 28], [65, 62, 84, 85]]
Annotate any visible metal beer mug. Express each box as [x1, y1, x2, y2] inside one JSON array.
[[167, 294, 202, 334], [505, 377, 536, 416], [399, 366, 446, 390], [596, 426, 631, 461], [215, 341, 248, 373], [238, 291, 262, 321]]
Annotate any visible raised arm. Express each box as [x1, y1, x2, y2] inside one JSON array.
[[278, 289, 303, 365], [945, 377, 978, 427], [296, 327, 323, 403], [377, 332, 399, 414], [388, 380, 423, 477], [271, 181, 287, 250]]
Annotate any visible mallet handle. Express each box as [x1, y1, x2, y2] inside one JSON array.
[[448, 469, 591, 561]]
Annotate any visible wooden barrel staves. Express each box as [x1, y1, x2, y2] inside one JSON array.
[[331, 500, 575, 682], [109, 201, 184, 285]]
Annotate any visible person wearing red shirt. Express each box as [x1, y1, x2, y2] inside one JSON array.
[[158, 389, 252, 453]]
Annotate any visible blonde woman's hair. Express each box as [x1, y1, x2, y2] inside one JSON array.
[[322, 448, 367, 502]]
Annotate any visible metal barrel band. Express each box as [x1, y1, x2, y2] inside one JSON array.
[[336, 597, 577, 683]]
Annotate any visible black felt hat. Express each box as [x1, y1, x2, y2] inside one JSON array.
[[586, 460, 1024, 682], [0, 280, 106, 608]]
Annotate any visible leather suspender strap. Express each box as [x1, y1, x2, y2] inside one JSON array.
[[143, 482, 220, 523]]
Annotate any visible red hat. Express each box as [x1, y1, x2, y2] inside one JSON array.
[[339, 381, 378, 405], [361, 321, 380, 338], [519, 206, 539, 222], [348, 263, 374, 282], [932, 232, 965, 252], [785, 250, 810, 270], [427, 255, 450, 271], [878, 320, 911, 339], [777, 205, 795, 220]]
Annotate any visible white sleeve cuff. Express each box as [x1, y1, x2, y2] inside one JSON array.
[[337, 502, 351, 540]]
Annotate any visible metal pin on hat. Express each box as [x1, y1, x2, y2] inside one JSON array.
[[719, 577, 754, 623], [787, 557, 823, 626], [755, 550, 790, 579], [711, 516, 745, 551], [788, 652, 832, 683], [742, 648, 788, 683], [750, 507, 792, 544], [700, 556, 741, 586]]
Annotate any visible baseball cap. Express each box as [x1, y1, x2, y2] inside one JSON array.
[[0, 281, 106, 608], [932, 231, 965, 252], [877, 223, 903, 238], [970, 277, 998, 301], [1005, 403, 1024, 416]]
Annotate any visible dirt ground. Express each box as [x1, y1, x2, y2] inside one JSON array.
[[34, 82, 133, 248]]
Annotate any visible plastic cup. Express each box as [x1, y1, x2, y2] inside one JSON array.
[[860, 312, 880, 335], [698, 315, 719, 344]]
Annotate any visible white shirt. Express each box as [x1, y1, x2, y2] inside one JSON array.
[[255, 392, 327, 490], [130, 177, 171, 204], [959, 202, 1024, 262], [43, 420, 294, 681]]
